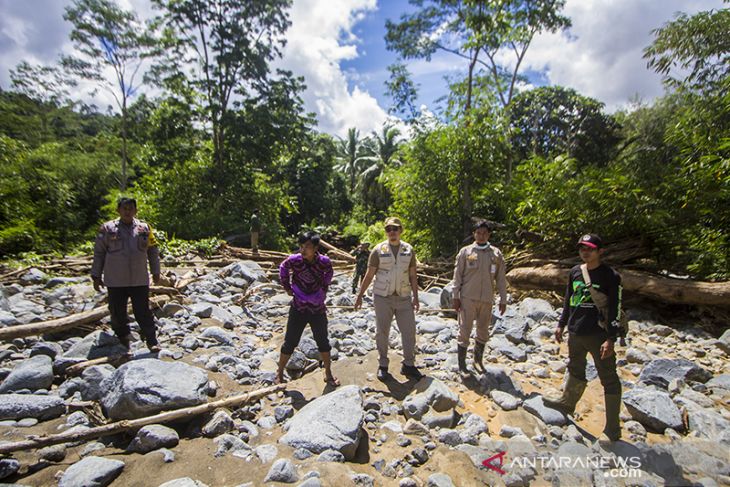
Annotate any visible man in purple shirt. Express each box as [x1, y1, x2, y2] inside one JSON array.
[[275, 232, 339, 386]]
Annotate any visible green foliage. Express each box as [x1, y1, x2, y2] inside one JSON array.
[[0, 221, 38, 256], [155, 234, 224, 259]]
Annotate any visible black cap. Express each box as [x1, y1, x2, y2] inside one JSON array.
[[577, 234, 602, 249]]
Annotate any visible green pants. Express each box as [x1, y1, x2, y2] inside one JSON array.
[[567, 333, 621, 395]]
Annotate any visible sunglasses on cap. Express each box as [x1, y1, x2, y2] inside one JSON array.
[[385, 226, 400, 232]]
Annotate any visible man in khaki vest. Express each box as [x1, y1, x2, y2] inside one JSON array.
[[354, 217, 424, 381], [452, 220, 507, 373]]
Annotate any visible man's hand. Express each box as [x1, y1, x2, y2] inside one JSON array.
[[453, 298, 461, 312], [600, 339, 615, 360], [554, 326, 564, 344], [412, 295, 420, 313], [92, 277, 104, 292], [286, 290, 293, 297], [499, 303, 507, 315], [354, 294, 363, 310], [152, 274, 161, 285]]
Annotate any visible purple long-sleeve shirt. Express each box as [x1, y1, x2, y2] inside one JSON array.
[[279, 253, 333, 313]]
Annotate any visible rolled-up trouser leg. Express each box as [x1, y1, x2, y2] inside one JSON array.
[[107, 287, 131, 338], [374, 295, 395, 368], [394, 295, 417, 367]]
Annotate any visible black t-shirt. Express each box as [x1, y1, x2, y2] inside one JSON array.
[[557, 263, 622, 337]]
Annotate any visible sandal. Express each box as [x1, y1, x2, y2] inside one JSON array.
[[274, 373, 286, 385], [324, 374, 340, 387]]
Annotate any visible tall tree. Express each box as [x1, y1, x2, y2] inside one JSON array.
[[385, 0, 570, 113], [357, 124, 403, 216], [335, 128, 370, 194], [150, 0, 291, 181], [63, 0, 152, 191]]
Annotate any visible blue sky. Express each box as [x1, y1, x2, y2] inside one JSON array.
[[0, 0, 725, 136]]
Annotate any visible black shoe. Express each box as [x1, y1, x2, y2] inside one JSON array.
[[401, 364, 424, 381], [118, 334, 132, 350], [377, 367, 392, 381]]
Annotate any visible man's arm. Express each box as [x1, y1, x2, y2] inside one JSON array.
[[322, 257, 334, 291], [147, 225, 161, 284], [409, 263, 419, 312], [495, 251, 508, 314], [354, 266, 377, 309], [452, 249, 465, 311], [90, 226, 106, 291], [555, 271, 573, 343], [279, 258, 293, 296], [605, 271, 622, 341]]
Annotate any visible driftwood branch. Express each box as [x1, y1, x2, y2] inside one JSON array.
[[0, 383, 286, 455], [507, 264, 730, 308], [318, 239, 356, 263], [0, 295, 171, 341]]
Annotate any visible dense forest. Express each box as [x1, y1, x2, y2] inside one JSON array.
[[0, 0, 727, 280]]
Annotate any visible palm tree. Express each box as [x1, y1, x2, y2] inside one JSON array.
[[357, 123, 403, 213], [334, 127, 369, 193]]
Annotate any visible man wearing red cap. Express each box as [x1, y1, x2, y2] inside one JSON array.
[[545, 233, 624, 443]]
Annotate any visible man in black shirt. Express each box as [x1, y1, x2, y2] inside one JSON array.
[[545, 234, 623, 443]]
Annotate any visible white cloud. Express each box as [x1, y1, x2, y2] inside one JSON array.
[[279, 0, 388, 137], [520, 0, 725, 110]]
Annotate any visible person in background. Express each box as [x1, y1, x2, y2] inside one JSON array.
[[91, 197, 161, 353], [275, 231, 339, 387], [250, 209, 261, 252], [452, 220, 507, 374], [351, 242, 370, 294]]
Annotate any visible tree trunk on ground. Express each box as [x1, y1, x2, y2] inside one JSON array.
[[0, 383, 286, 455], [507, 264, 730, 307]]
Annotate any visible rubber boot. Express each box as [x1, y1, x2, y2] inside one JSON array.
[[543, 374, 588, 416], [599, 393, 622, 443], [473, 342, 485, 371], [457, 345, 469, 374]]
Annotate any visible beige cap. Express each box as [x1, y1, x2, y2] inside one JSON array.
[[384, 217, 403, 229]]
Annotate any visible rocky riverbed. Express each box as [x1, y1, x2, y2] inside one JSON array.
[[0, 261, 728, 486]]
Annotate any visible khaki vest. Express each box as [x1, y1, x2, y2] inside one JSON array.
[[372, 240, 413, 297]]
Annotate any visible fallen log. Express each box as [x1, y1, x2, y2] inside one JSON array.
[[507, 264, 730, 308], [0, 295, 171, 341], [0, 383, 286, 455], [318, 239, 356, 263], [64, 354, 132, 377]]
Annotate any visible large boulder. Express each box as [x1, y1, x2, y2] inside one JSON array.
[[58, 456, 124, 487], [222, 261, 267, 284], [639, 358, 712, 389], [517, 298, 556, 322], [127, 424, 180, 453], [0, 354, 54, 393], [623, 386, 684, 432], [63, 330, 128, 360], [80, 364, 116, 401], [0, 393, 65, 421], [102, 359, 209, 420], [280, 385, 364, 460], [523, 396, 568, 426]]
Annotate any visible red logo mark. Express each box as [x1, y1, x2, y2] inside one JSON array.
[[482, 451, 506, 475]]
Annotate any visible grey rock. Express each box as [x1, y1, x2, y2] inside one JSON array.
[[297, 479, 322, 487], [0, 393, 65, 420], [279, 384, 364, 460], [623, 386, 684, 432], [202, 410, 235, 437], [0, 355, 54, 393], [399, 479, 418, 487], [213, 433, 251, 458], [490, 338, 527, 362], [152, 448, 176, 463], [478, 366, 522, 395], [19, 268, 48, 285], [45, 276, 85, 288], [0, 458, 20, 479], [437, 428, 463, 446], [403, 419, 430, 436], [285, 350, 308, 371], [293, 448, 313, 460], [30, 341, 64, 359], [190, 303, 213, 318], [102, 359, 209, 420], [254, 444, 278, 463], [706, 374, 730, 391], [523, 396, 568, 426], [58, 456, 124, 487], [80, 364, 115, 401], [0, 310, 19, 327], [351, 473, 375, 486], [403, 378, 459, 419], [418, 320, 448, 334], [317, 449, 345, 462], [158, 478, 209, 487], [717, 329, 730, 354], [80, 442, 106, 457], [200, 326, 234, 346], [518, 298, 555, 322], [63, 330, 128, 359], [264, 458, 298, 483], [274, 405, 294, 423], [490, 390, 521, 411], [38, 444, 67, 462], [427, 473, 456, 487], [222, 260, 267, 284], [256, 415, 277, 429], [127, 424, 179, 453], [625, 347, 650, 364], [421, 411, 455, 429], [639, 358, 712, 388]]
